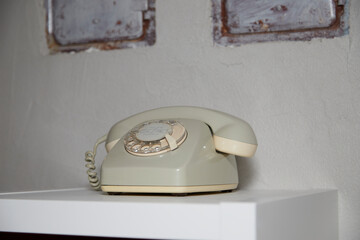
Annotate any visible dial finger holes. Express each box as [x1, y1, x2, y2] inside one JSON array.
[[132, 144, 141, 152], [127, 141, 135, 147], [152, 144, 161, 152], [141, 145, 150, 153]]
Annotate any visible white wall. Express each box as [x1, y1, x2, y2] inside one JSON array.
[[0, 0, 359, 239]]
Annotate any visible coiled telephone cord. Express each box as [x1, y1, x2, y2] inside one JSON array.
[[85, 135, 107, 190]]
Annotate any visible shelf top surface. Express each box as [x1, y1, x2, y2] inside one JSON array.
[[0, 188, 337, 239], [0, 187, 334, 205]]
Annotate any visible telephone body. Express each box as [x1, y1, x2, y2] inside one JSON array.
[[85, 106, 257, 194]]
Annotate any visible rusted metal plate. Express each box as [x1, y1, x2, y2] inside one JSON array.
[[225, 0, 336, 34], [46, 0, 156, 53], [213, 0, 349, 46]]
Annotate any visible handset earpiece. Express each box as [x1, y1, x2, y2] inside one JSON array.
[[213, 135, 257, 157], [212, 124, 258, 157]]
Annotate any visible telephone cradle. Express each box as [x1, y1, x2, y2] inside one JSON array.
[[85, 106, 257, 195]]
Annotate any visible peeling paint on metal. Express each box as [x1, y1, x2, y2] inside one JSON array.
[[225, 0, 336, 34], [46, 0, 156, 54], [213, 0, 349, 46]]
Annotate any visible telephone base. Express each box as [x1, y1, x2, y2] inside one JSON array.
[[101, 183, 238, 194]]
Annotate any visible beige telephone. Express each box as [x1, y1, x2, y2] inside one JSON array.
[[85, 106, 257, 195]]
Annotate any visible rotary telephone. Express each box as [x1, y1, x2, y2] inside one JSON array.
[[85, 106, 257, 194]]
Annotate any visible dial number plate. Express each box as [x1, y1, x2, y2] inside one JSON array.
[[136, 123, 171, 142]]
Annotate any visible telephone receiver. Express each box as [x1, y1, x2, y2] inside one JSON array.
[[85, 106, 257, 195]]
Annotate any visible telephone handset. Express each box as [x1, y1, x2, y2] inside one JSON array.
[[85, 106, 257, 194]]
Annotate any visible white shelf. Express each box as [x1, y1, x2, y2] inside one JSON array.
[[0, 188, 337, 240]]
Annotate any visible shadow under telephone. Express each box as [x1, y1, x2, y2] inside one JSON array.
[[85, 106, 257, 195]]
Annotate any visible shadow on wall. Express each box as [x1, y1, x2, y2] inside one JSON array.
[[236, 156, 257, 189]]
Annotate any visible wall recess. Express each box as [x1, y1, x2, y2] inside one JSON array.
[[46, 0, 156, 53], [212, 0, 349, 46]]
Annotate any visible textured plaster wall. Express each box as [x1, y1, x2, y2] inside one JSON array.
[[0, 0, 359, 239]]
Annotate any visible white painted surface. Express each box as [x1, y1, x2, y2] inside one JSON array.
[[0, 189, 337, 240], [0, 0, 359, 239]]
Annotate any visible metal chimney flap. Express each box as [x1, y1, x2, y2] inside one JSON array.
[[213, 0, 349, 46], [225, 0, 336, 34], [46, 0, 156, 53]]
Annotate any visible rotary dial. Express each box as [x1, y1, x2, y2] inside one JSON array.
[[124, 120, 187, 156]]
